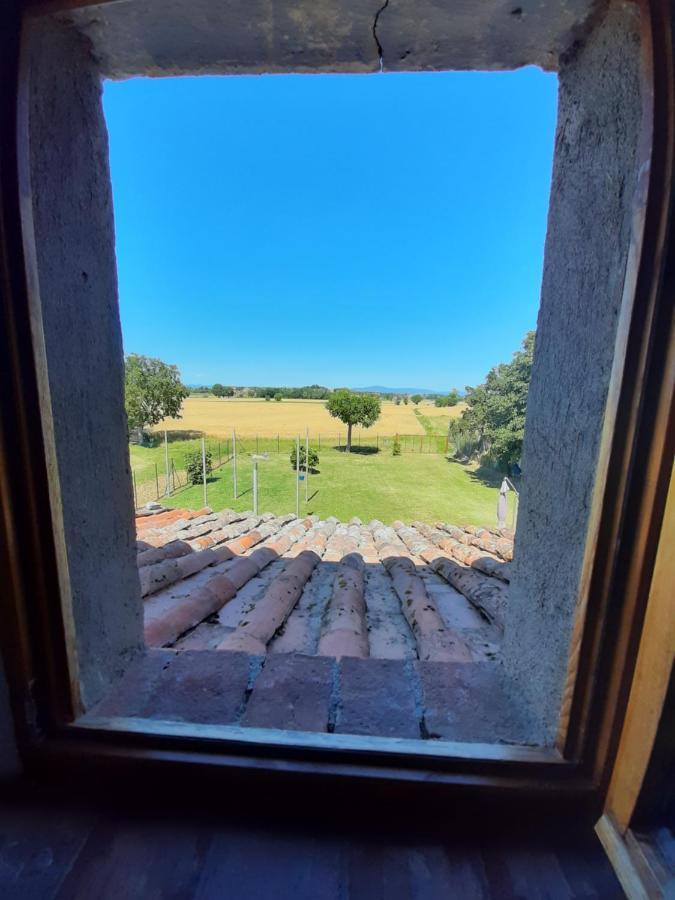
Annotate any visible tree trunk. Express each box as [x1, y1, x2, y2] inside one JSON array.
[[346, 422, 352, 453]]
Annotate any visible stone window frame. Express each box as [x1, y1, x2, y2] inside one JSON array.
[[1, 0, 673, 809]]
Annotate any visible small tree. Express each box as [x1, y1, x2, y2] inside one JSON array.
[[223, 386, 235, 397], [325, 390, 381, 452], [392, 435, 402, 456], [290, 444, 319, 472], [274, 392, 283, 402], [212, 383, 225, 397], [403, 396, 409, 405], [124, 354, 189, 442], [411, 394, 423, 405], [184, 448, 212, 485]]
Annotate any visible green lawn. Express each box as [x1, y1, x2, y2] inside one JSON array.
[[130, 440, 510, 527]]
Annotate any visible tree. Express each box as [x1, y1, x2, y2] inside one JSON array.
[[212, 383, 225, 397], [184, 448, 212, 485], [403, 396, 409, 405], [434, 389, 461, 407], [274, 392, 283, 402], [446, 388, 461, 407], [290, 444, 319, 472], [222, 386, 235, 397], [325, 390, 381, 452], [460, 331, 535, 471], [124, 354, 188, 440], [411, 394, 423, 405]]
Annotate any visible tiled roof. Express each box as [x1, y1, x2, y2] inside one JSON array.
[[135, 506, 514, 662], [92, 507, 525, 743]]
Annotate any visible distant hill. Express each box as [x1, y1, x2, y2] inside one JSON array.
[[353, 385, 437, 395]]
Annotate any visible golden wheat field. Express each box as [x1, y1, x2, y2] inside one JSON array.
[[154, 397, 465, 438]]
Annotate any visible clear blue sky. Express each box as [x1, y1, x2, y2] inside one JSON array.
[[104, 69, 557, 391]]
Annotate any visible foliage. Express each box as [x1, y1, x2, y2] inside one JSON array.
[[184, 448, 213, 485], [403, 397, 409, 405], [289, 444, 319, 472], [124, 354, 189, 434], [392, 435, 402, 456], [212, 383, 225, 397], [461, 331, 535, 470], [434, 389, 461, 407], [251, 384, 331, 400], [274, 392, 283, 402], [325, 390, 382, 452], [411, 394, 423, 405]]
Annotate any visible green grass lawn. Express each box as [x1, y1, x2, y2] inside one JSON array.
[[130, 440, 510, 527]]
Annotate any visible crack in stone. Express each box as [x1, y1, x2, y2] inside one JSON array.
[[372, 0, 390, 72]]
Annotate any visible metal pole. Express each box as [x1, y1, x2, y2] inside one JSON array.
[[256, 434, 259, 454], [295, 436, 300, 517], [232, 428, 237, 499], [305, 427, 309, 502], [201, 436, 207, 507], [164, 430, 170, 496], [154, 462, 159, 499], [253, 460, 258, 515]]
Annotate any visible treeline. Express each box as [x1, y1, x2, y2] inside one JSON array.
[[194, 384, 332, 400], [193, 383, 464, 404]]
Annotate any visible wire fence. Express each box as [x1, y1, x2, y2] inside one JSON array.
[[129, 428, 453, 508]]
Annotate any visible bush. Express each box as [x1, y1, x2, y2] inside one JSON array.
[[184, 448, 212, 485], [290, 444, 319, 472], [392, 435, 402, 456], [274, 393, 283, 402]]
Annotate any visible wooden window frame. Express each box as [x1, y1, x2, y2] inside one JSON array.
[[0, 0, 672, 817]]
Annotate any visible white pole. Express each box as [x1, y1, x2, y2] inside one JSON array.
[[253, 459, 258, 515], [232, 428, 237, 499], [305, 426, 309, 502], [295, 435, 300, 517], [201, 436, 207, 507], [164, 430, 170, 496]]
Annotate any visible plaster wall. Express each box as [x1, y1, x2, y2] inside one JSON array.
[[502, 1, 643, 743], [27, 20, 143, 710]]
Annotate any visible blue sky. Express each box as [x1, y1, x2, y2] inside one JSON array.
[[104, 68, 557, 391]]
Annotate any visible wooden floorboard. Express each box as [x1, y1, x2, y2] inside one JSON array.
[[0, 789, 624, 899]]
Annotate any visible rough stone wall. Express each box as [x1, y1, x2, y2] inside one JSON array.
[[502, 1, 642, 744], [27, 21, 143, 709]]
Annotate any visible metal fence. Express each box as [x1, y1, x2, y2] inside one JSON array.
[[129, 428, 452, 508]]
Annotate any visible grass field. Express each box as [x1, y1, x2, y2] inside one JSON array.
[[130, 440, 510, 527], [154, 397, 466, 439]]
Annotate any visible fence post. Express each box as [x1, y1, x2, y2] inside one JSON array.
[[201, 436, 207, 507], [232, 428, 237, 499], [253, 459, 258, 516], [218, 441, 221, 466], [132, 469, 138, 509], [305, 427, 309, 503], [256, 434, 259, 454], [164, 430, 170, 496], [154, 462, 159, 499], [295, 436, 300, 517]]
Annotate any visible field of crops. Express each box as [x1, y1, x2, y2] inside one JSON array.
[[154, 397, 466, 439]]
